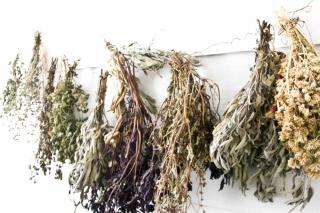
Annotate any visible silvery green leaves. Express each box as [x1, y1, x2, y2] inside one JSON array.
[[210, 20, 313, 210], [210, 21, 282, 198], [106, 41, 199, 73]]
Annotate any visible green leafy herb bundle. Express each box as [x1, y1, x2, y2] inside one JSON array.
[[151, 52, 220, 212], [35, 59, 89, 179]]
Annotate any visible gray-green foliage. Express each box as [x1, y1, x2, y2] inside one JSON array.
[[210, 20, 313, 209]]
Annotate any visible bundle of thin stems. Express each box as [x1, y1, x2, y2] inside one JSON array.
[[98, 49, 156, 212], [275, 10, 320, 178], [151, 52, 220, 212], [33, 58, 58, 177], [35, 59, 89, 179], [71, 48, 157, 213], [210, 20, 313, 210]]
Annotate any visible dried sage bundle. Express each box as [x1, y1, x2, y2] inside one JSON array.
[[276, 10, 320, 178], [36, 59, 89, 179], [210, 20, 282, 191], [152, 52, 220, 212], [210, 20, 313, 210]]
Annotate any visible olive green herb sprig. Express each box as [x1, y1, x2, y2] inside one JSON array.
[[35, 58, 89, 179], [152, 52, 220, 212], [69, 70, 112, 208]]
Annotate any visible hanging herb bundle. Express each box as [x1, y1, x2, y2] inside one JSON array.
[[151, 52, 220, 212], [21, 31, 47, 117], [209, 20, 313, 209], [210, 20, 282, 192], [35, 59, 89, 179], [71, 49, 157, 213], [275, 10, 320, 178], [2, 54, 24, 114], [32, 58, 58, 177], [70, 71, 112, 207]]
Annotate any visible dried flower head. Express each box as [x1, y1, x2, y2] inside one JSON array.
[[275, 10, 320, 178]]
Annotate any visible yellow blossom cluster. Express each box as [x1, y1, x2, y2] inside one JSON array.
[[275, 12, 320, 178]]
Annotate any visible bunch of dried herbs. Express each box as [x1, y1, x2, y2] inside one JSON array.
[[34, 59, 89, 179], [2, 54, 24, 115], [106, 42, 200, 73], [2, 32, 46, 138], [150, 52, 220, 212], [32, 58, 58, 177], [71, 49, 157, 213], [20, 31, 47, 118], [70, 71, 112, 207], [275, 10, 320, 178], [210, 20, 281, 192], [210, 20, 313, 210]]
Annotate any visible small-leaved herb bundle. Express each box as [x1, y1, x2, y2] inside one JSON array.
[[21, 32, 47, 117], [2, 54, 24, 114], [37, 59, 89, 179], [152, 52, 220, 212], [33, 58, 58, 177], [276, 10, 320, 178]]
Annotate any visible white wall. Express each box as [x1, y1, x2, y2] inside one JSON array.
[[0, 0, 320, 213]]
